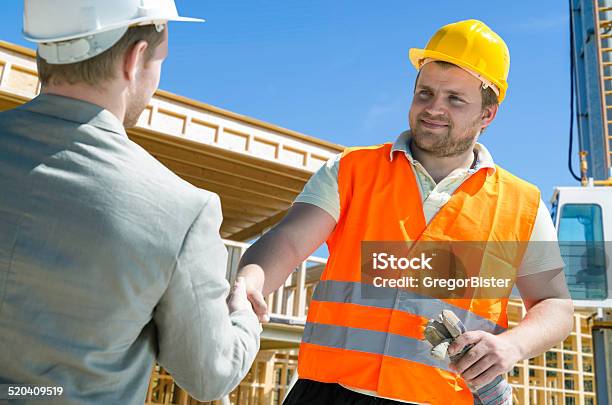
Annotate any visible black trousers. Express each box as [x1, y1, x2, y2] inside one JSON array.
[[283, 379, 418, 405]]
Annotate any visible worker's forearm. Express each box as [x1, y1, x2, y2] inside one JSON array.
[[499, 298, 574, 360], [237, 228, 302, 296]]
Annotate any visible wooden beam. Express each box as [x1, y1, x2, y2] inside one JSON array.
[[227, 210, 288, 242], [135, 137, 309, 192], [188, 178, 291, 210], [220, 198, 280, 218], [153, 154, 304, 195], [129, 128, 313, 181], [221, 229, 241, 239], [153, 90, 345, 153], [221, 206, 271, 224], [221, 223, 246, 234], [157, 159, 300, 203], [221, 217, 256, 232], [0, 89, 30, 110]]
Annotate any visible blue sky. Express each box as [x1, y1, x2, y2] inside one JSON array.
[[1, 1, 576, 203]]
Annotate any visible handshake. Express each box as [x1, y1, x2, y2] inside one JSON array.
[[227, 273, 271, 323]]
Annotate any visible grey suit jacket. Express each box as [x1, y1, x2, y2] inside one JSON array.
[[0, 94, 260, 404]]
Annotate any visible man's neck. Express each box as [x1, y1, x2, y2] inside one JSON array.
[[42, 82, 126, 126], [410, 141, 477, 184]]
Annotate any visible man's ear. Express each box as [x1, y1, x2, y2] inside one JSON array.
[[123, 40, 149, 82], [480, 104, 498, 131]]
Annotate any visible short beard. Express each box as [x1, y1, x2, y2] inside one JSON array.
[[411, 114, 480, 158]]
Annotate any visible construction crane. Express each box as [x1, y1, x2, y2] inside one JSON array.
[[554, 0, 612, 402]]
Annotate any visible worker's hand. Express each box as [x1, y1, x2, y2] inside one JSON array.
[[243, 274, 269, 323], [227, 277, 255, 315], [231, 267, 269, 323], [448, 331, 522, 389]]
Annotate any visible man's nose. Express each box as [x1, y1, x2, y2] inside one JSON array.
[[423, 94, 446, 117]]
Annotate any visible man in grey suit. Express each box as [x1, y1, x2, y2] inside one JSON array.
[[0, 1, 261, 404]]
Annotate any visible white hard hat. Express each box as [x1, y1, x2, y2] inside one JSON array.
[[23, 0, 204, 65]]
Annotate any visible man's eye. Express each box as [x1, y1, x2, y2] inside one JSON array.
[[449, 95, 465, 104], [418, 91, 431, 98]]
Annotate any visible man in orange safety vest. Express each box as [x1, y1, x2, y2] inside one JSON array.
[[232, 19, 573, 405]]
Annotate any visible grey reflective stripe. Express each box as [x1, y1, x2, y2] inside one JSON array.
[[302, 322, 452, 372], [311, 280, 506, 335]]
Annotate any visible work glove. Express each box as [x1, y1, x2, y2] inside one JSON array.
[[423, 310, 513, 405]]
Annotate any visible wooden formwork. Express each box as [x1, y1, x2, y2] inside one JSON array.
[[146, 351, 298, 405], [146, 300, 599, 405], [507, 301, 598, 405]]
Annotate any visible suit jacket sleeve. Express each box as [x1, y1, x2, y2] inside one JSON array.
[[153, 192, 261, 401]]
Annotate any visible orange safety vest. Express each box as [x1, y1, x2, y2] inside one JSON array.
[[297, 143, 540, 404]]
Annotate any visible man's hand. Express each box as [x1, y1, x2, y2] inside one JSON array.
[[235, 203, 336, 323], [230, 267, 269, 323], [242, 270, 269, 323], [228, 277, 258, 315], [448, 331, 521, 389]]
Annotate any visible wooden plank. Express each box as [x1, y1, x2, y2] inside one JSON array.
[[129, 128, 314, 181], [154, 90, 345, 153], [261, 353, 276, 405], [137, 137, 309, 192], [278, 355, 289, 405], [220, 197, 280, 218], [221, 206, 271, 224], [187, 177, 292, 210], [294, 263, 307, 318], [221, 230, 243, 239], [574, 313, 585, 405], [156, 158, 300, 203], [221, 218, 253, 230], [155, 154, 304, 196], [227, 211, 288, 241]]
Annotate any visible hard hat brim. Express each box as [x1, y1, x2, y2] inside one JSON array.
[[24, 15, 205, 44], [170, 16, 206, 24], [408, 47, 507, 103]]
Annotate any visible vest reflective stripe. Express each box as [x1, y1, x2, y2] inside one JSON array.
[[311, 279, 507, 335], [302, 322, 451, 372], [298, 342, 473, 404]]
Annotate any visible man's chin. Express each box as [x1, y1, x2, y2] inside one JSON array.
[[123, 106, 147, 128], [412, 132, 444, 150], [123, 118, 138, 129]]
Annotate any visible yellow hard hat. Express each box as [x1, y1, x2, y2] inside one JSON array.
[[409, 19, 510, 103]]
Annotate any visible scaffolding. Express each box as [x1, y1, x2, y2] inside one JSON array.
[[571, 0, 612, 180], [506, 302, 597, 405]]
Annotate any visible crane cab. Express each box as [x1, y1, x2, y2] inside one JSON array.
[[551, 186, 612, 307]]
